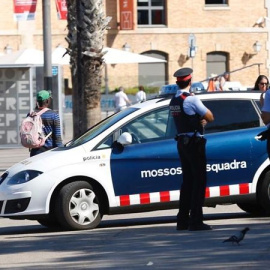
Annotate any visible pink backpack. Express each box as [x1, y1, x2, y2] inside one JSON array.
[[20, 108, 52, 148]]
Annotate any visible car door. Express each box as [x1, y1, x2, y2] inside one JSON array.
[[204, 99, 267, 188], [110, 107, 181, 197]]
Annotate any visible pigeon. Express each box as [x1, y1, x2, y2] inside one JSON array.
[[223, 227, 250, 245]]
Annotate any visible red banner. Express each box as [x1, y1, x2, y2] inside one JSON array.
[[13, 0, 37, 21], [119, 0, 134, 30], [55, 0, 67, 20]]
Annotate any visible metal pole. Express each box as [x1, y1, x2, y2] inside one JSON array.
[[105, 64, 109, 95], [42, 0, 52, 92]]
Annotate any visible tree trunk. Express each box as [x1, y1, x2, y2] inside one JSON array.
[[66, 0, 111, 138]]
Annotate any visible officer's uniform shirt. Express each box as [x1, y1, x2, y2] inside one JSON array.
[[262, 89, 270, 112], [261, 89, 270, 128], [176, 89, 207, 116], [174, 89, 208, 136]]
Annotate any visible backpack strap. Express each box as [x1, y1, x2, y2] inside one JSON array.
[[36, 108, 50, 116]]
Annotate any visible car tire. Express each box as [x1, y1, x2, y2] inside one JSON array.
[[237, 202, 266, 216], [258, 171, 270, 215], [55, 181, 102, 230]]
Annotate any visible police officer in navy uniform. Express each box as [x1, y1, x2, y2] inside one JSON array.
[[169, 67, 214, 231]]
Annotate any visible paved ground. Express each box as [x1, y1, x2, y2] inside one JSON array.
[[0, 206, 269, 269], [1, 112, 270, 268]]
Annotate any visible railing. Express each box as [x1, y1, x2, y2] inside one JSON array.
[[200, 63, 264, 82]]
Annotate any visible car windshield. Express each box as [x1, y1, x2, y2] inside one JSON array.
[[65, 108, 138, 147]]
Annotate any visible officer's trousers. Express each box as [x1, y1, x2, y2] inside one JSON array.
[[176, 136, 207, 227]]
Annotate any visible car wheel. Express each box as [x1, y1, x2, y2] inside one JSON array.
[[237, 202, 266, 216], [259, 171, 270, 215], [37, 215, 61, 228], [55, 181, 102, 230]]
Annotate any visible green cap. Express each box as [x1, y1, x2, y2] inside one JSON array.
[[37, 90, 52, 101]]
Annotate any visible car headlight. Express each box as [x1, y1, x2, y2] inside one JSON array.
[[7, 170, 43, 185]]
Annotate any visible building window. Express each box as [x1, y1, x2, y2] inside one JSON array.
[[205, 0, 228, 4], [206, 52, 229, 78], [137, 0, 165, 26], [139, 51, 167, 87]]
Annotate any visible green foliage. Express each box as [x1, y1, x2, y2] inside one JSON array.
[[101, 86, 160, 95]]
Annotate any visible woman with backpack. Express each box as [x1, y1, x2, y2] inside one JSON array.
[[20, 90, 63, 157]]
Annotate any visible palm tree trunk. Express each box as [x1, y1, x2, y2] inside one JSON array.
[[66, 0, 111, 138]]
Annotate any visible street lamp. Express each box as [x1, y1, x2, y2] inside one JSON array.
[[4, 45, 12, 54], [188, 33, 196, 71], [122, 42, 131, 51], [253, 41, 262, 54]]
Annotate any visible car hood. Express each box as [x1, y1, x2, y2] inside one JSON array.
[[6, 146, 87, 176]]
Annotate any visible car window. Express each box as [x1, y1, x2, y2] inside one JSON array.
[[96, 107, 176, 149], [66, 108, 138, 147], [204, 99, 260, 134], [119, 107, 175, 144], [255, 100, 261, 111]]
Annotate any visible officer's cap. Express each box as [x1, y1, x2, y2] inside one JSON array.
[[174, 67, 193, 82]]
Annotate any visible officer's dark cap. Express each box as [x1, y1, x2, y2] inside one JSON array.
[[174, 68, 193, 82]]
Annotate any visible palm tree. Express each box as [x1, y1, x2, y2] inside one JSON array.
[[66, 0, 111, 138]]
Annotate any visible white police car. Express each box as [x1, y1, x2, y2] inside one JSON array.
[[0, 90, 269, 230]]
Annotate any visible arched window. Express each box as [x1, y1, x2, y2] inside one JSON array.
[[207, 52, 229, 77], [139, 51, 167, 87]]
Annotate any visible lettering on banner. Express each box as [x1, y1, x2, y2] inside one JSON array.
[[7, 130, 17, 144], [6, 97, 16, 110], [0, 68, 31, 145], [0, 131, 4, 140], [119, 0, 133, 30], [121, 12, 132, 29]]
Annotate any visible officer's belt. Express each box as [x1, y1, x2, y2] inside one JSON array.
[[177, 133, 204, 138]]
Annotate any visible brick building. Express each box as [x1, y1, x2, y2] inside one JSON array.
[[0, 0, 270, 90]]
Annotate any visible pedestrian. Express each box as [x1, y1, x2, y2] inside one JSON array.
[[136, 85, 147, 103], [30, 90, 62, 157], [169, 67, 214, 231], [114, 86, 131, 112], [206, 74, 220, 92], [252, 75, 269, 91], [252, 75, 269, 107], [219, 72, 230, 91]]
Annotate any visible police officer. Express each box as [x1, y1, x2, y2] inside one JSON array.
[[260, 88, 270, 157], [169, 67, 214, 231]]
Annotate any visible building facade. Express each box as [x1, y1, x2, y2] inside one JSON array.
[[0, 0, 270, 90]]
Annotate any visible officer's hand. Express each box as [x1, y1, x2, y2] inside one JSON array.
[[200, 119, 207, 127], [256, 129, 269, 141]]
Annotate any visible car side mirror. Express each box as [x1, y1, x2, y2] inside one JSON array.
[[117, 132, 132, 146]]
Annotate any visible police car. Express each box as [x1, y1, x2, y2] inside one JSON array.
[[0, 89, 269, 231]]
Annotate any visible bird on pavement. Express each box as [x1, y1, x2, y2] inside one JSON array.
[[223, 227, 250, 245]]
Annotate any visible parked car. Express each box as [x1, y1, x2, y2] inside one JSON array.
[[0, 91, 269, 231], [190, 82, 206, 93], [159, 82, 206, 95], [223, 81, 246, 91]]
